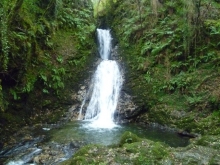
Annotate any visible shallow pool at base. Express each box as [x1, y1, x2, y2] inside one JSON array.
[[50, 121, 189, 147]]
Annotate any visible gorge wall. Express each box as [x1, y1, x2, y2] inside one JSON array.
[[103, 0, 220, 136], [0, 0, 97, 142]]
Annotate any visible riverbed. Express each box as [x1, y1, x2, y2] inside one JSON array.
[[1, 121, 189, 165]]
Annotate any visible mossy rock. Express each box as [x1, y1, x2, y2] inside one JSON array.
[[120, 132, 171, 164], [61, 144, 108, 165], [148, 106, 172, 125], [122, 138, 171, 164], [60, 131, 220, 164], [196, 135, 220, 150], [173, 144, 220, 165], [119, 131, 141, 146]]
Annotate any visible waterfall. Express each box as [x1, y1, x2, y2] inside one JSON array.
[[97, 29, 112, 60], [80, 29, 122, 128]]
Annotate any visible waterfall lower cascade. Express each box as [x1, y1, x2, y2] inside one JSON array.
[[79, 29, 122, 128]]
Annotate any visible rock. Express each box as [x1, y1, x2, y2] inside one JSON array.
[[0, 142, 3, 150], [69, 141, 82, 149], [170, 110, 187, 118], [61, 132, 220, 165], [173, 144, 220, 164], [119, 131, 141, 146], [68, 105, 77, 112], [33, 156, 40, 164], [195, 135, 220, 149], [70, 94, 77, 100], [115, 92, 138, 121], [80, 86, 86, 90], [178, 130, 197, 138], [22, 135, 33, 141]]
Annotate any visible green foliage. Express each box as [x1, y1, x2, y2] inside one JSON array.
[[212, 110, 220, 118], [184, 93, 203, 105], [92, 0, 116, 17], [106, 0, 220, 135], [164, 72, 192, 93], [0, 0, 96, 113], [205, 19, 220, 48]]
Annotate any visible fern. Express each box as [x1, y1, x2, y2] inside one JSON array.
[[141, 41, 153, 55], [0, 6, 9, 71], [185, 94, 203, 105]]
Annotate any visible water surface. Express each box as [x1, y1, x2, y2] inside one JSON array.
[[50, 121, 189, 147]]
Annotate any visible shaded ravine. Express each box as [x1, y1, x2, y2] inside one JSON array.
[[1, 29, 190, 165]]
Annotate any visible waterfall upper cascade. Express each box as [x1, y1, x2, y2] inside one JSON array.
[[79, 29, 122, 128], [97, 29, 112, 60]]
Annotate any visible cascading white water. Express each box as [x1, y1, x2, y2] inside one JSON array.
[[97, 29, 112, 60], [85, 60, 122, 128], [81, 29, 122, 128]]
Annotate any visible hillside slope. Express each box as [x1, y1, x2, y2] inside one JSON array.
[[0, 0, 96, 143], [107, 0, 220, 135]]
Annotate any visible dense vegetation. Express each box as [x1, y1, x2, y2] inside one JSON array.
[[101, 0, 220, 135], [0, 0, 96, 141]]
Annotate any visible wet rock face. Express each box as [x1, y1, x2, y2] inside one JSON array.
[[115, 92, 138, 122], [68, 85, 139, 123], [67, 77, 93, 120], [111, 45, 121, 61], [67, 44, 139, 122], [33, 141, 83, 164]]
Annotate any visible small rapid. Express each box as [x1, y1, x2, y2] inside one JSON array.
[[6, 148, 41, 165]]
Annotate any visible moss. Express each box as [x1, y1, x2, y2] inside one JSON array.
[[60, 132, 171, 164], [196, 135, 220, 150], [120, 132, 171, 164], [148, 107, 171, 125], [0, 112, 25, 125], [151, 142, 169, 158], [61, 144, 108, 165], [209, 154, 220, 165], [124, 140, 169, 156], [46, 109, 65, 124], [122, 137, 170, 165], [119, 131, 141, 146]]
